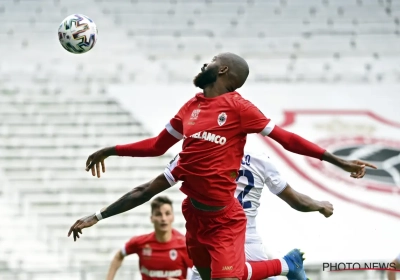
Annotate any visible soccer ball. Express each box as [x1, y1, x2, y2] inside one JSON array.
[[58, 14, 98, 54]]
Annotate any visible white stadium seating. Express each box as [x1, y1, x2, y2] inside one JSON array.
[[0, 0, 399, 279], [0, 93, 185, 279], [0, 0, 399, 84]]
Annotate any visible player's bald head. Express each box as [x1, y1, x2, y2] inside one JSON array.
[[193, 52, 249, 91], [217, 52, 249, 89]]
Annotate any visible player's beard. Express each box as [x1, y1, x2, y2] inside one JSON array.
[[193, 65, 219, 89]]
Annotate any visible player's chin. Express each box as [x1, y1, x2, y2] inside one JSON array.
[[193, 82, 205, 89], [158, 224, 170, 231], [192, 76, 203, 88]]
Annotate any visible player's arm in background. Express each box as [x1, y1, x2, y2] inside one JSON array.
[[106, 250, 124, 280], [262, 155, 333, 217], [106, 237, 140, 280], [84, 99, 192, 178], [238, 98, 377, 178], [388, 254, 400, 280]]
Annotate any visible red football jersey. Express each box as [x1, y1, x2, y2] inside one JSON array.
[[166, 91, 274, 206], [122, 229, 192, 280]]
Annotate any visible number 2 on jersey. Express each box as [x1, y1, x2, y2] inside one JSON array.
[[236, 170, 254, 209]]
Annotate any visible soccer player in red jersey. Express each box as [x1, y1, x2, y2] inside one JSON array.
[[69, 154, 332, 280], [105, 196, 192, 280], [81, 53, 376, 280]]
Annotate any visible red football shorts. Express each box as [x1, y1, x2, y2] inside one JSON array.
[[182, 197, 247, 279]]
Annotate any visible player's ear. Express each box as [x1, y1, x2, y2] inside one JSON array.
[[150, 215, 154, 224], [219, 66, 228, 75]]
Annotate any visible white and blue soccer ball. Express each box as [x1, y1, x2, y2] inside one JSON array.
[[58, 14, 98, 54]]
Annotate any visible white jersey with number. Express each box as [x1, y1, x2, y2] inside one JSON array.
[[234, 151, 287, 231]]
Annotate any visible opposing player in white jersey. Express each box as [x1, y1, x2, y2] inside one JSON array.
[[164, 150, 334, 280]]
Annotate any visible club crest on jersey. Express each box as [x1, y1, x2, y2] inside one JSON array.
[[169, 249, 178, 261], [142, 244, 152, 256], [190, 109, 201, 120], [218, 112, 227, 126]]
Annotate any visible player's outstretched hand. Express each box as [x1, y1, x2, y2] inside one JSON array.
[[319, 201, 334, 217], [339, 159, 377, 179], [67, 214, 98, 241], [85, 147, 115, 178]]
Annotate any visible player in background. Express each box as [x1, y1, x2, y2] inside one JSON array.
[[163, 152, 333, 280], [387, 253, 400, 280], [106, 196, 193, 280], [82, 53, 376, 280], [69, 151, 333, 280]]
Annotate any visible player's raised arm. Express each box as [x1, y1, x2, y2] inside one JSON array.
[[267, 125, 378, 178], [238, 98, 377, 178], [85, 100, 190, 177], [85, 129, 179, 177], [67, 173, 172, 241]]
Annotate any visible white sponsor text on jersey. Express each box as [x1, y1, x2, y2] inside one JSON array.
[[189, 131, 227, 145], [140, 266, 182, 278]]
